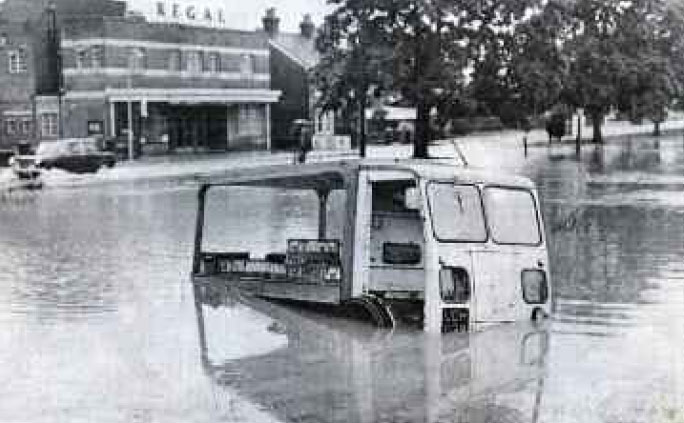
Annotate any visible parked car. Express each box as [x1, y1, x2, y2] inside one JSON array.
[[7, 142, 40, 180], [9, 154, 41, 180], [0, 149, 15, 167], [32, 138, 116, 174]]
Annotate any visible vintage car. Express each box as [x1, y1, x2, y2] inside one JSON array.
[[33, 138, 116, 174], [9, 154, 41, 180]]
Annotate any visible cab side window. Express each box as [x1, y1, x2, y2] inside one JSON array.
[[372, 180, 418, 213]]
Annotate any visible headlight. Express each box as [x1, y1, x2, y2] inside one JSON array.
[[521, 270, 549, 304], [439, 267, 470, 304]]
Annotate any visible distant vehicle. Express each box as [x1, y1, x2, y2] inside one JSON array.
[[9, 154, 41, 180], [31, 138, 116, 174], [191, 159, 552, 333], [0, 149, 14, 167], [545, 112, 567, 143]]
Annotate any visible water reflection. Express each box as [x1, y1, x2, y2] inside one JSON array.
[[192, 280, 550, 423], [0, 136, 683, 421]]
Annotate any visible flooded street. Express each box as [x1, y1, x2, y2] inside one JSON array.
[[1, 136, 684, 422]]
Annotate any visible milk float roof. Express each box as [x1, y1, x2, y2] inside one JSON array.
[[201, 159, 536, 191]]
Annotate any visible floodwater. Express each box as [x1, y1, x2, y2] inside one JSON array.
[[0, 135, 683, 422]]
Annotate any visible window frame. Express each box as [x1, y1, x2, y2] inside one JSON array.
[[90, 46, 103, 68], [483, 185, 543, 247], [206, 52, 220, 73], [127, 47, 147, 71], [426, 181, 489, 244], [75, 48, 89, 69], [186, 50, 203, 74], [168, 49, 181, 71], [240, 53, 253, 76], [20, 118, 32, 136], [7, 48, 27, 74], [5, 118, 18, 136], [40, 113, 59, 138]]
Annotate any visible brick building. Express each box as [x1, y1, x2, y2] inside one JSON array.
[[0, 0, 281, 154], [0, 18, 38, 148], [60, 15, 279, 153], [0, 0, 128, 149], [263, 9, 347, 151]]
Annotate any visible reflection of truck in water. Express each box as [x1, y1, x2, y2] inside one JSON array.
[[192, 280, 550, 423], [191, 159, 552, 333]]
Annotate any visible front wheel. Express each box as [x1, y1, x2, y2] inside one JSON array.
[[342, 296, 395, 328]]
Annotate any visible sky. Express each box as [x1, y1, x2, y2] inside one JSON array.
[[127, 0, 331, 32]]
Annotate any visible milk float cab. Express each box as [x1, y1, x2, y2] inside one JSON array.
[[191, 159, 552, 333]]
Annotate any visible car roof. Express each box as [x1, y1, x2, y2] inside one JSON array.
[[39, 137, 97, 146]]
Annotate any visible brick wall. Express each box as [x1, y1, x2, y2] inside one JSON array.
[[269, 45, 309, 150], [0, 21, 37, 147], [61, 16, 272, 94]]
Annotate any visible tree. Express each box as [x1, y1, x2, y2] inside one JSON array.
[[508, 0, 568, 122], [315, 0, 534, 158], [557, 0, 684, 143], [614, 0, 683, 135], [387, 0, 467, 157], [667, 2, 684, 111], [561, 0, 634, 143], [313, 5, 393, 157]]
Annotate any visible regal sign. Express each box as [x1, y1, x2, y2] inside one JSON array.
[[151, 1, 228, 26]]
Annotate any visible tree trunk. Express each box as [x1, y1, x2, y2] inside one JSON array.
[[413, 101, 430, 159], [576, 113, 582, 155], [653, 121, 661, 137], [591, 112, 603, 143], [358, 97, 367, 158]]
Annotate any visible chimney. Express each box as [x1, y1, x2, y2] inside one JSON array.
[[300, 14, 315, 39], [262, 8, 279, 37]]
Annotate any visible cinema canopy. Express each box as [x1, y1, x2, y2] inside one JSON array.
[[57, 1, 281, 153]]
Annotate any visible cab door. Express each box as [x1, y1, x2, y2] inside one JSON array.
[[352, 170, 425, 298], [470, 186, 547, 323], [470, 250, 525, 323], [425, 182, 487, 331]]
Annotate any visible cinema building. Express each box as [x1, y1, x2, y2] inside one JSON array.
[[61, 16, 280, 153], [0, 0, 281, 153]]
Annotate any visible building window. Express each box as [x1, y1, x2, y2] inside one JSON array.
[[90, 46, 103, 68], [168, 50, 181, 71], [128, 47, 147, 70], [8, 48, 27, 74], [240, 54, 253, 76], [40, 113, 59, 137], [20, 118, 32, 136], [5, 119, 17, 136], [75, 49, 88, 68], [238, 105, 262, 136], [186, 51, 202, 73], [207, 52, 220, 73]]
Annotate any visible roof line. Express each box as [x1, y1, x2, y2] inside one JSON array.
[[268, 38, 310, 69]]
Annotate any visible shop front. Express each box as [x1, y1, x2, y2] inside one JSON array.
[[103, 89, 279, 155]]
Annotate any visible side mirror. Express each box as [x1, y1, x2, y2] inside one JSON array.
[[405, 187, 421, 210]]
